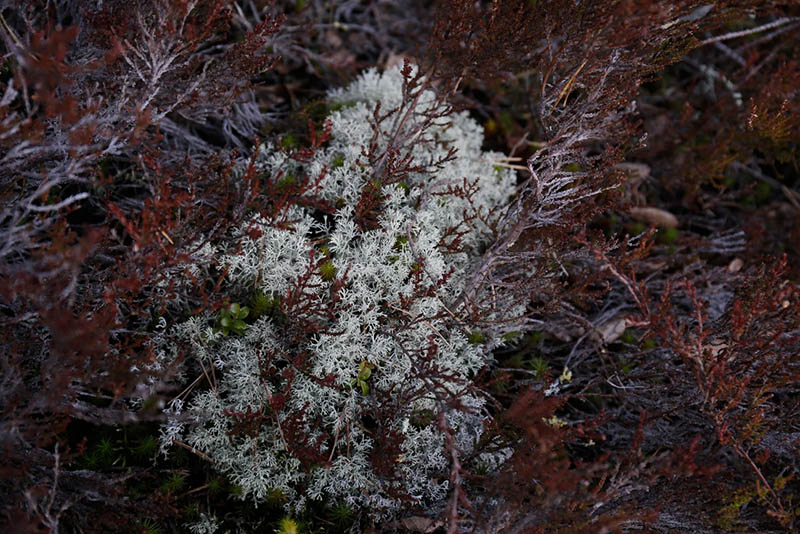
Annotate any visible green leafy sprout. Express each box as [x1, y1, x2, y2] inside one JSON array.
[[218, 303, 249, 336], [528, 356, 550, 378], [352, 360, 374, 395]]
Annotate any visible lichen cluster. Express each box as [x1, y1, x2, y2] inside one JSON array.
[[156, 66, 519, 515]]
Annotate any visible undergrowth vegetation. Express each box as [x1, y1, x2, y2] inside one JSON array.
[[1, 1, 798, 533]]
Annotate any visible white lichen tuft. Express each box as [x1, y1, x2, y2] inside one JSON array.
[[154, 65, 522, 516]]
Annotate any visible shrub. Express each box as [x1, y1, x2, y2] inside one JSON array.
[[155, 64, 522, 516]]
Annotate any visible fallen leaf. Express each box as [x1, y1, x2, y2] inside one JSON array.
[[386, 517, 444, 533], [599, 318, 627, 343], [727, 258, 743, 273], [629, 206, 679, 228]]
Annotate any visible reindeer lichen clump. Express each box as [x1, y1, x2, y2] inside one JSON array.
[[156, 65, 522, 514]]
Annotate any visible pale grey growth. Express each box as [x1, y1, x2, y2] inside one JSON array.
[[155, 66, 523, 516]]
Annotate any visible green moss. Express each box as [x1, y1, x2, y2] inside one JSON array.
[[619, 358, 636, 373], [468, 331, 487, 345], [629, 221, 646, 235], [410, 408, 435, 429], [139, 518, 162, 534], [656, 227, 679, 245], [332, 155, 345, 168], [265, 488, 286, 507], [160, 473, 186, 495], [281, 135, 299, 150], [277, 174, 297, 190], [133, 436, 157, 459], [562, 162, 582, 173], [754, 181, 772, 204], [606, 213, 620, 234], [722, 172, 737, 189], [251, 290, 279, 319], [320, 261, 337, 281], [526, 331, 543, 346], [498, 111, 514, 133], [84, 438, 117, 469], [527, 356, 550, 378], [328, 502, 354, 527], [717, 487, 754, 530], [327, 100, 357, 113], [276, 517, 299, 534], [304, 100, 328, 122], [501, 330, 521, 343], [207, 477, 225, 496], [504, 353, 525, 368], [620, 330, 636, 345], [181, 503, 200, 521]]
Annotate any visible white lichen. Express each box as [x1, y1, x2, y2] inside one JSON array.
[[155, 65, 522, 516]]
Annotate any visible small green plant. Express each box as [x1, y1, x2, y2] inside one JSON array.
[[620, 329, 636, 345], [217, 303, 249, 336], [641, 337, 657, 350], [656, 226, 679, 245], [410, 408, 434, 429], [207, 477, 225, 496], [277, 174, 297, 190], [139, 517, 162, 534], [161, 472, 187, 495], [501, 330, 522, 343], [528, 356, 550, 378], [133, 435, 158, 459], [525, 331, 543, 346], [328, 502, 354, 526], [717, 487, 755, 530], [352, 360, 374, 395], [281, 134, 299, 149], [250, 290, 279, 319], [84, 438, 117, 469], [468, 330, 487, 345], [619, 357, 636, 373], [503, 353, 525, 368], [497, 111, 514, 133], [628, 221, 646, 235], [319, 260, 337, 282], [276, 516, 299, 534], [181, 503, 200, 521], [754, 181, 772, 204]]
